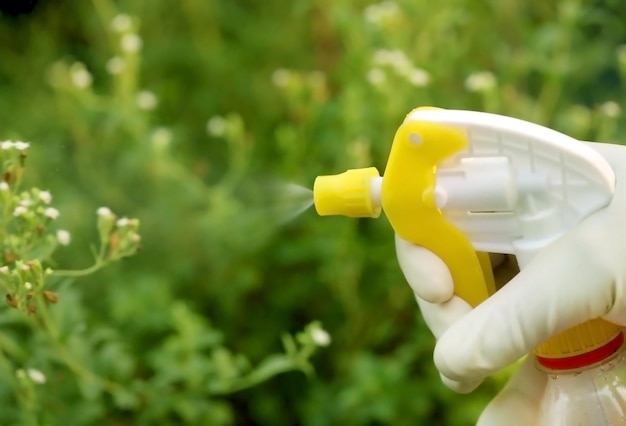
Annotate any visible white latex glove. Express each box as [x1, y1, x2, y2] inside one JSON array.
[[397, 142, 626, 425]]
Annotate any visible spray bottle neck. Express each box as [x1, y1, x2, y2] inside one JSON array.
[[535, 319, 624, 372]]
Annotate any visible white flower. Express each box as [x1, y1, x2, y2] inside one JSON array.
[[110, 14, 133, 33], [271, 69, 291, 88], [26, 368, 46, 385], [384, 50, 411, 71], [70, 63, 93, 89], [0, 266, 9, 274], [367, 68, 386, 86], [14, 141, 29, 150], [24, 282, 32, 290], [373, 49, 392, 65], [0, 182, 9, 191], [465, 71, 497, 92], [373, 49, 409, 67], [19, 199, 34, 207], [363, 5, 379, 22], [206, 116, 227, 137], [311, 328, 331, 347], [0, 140, 28, 150], [121, 33, 142, 53], [600, 101, 621, 118], [38, 191, 52, 204], [136, 90, 158, 110], [106, 56, 126, 75], [406, 68, 430, 87], [97, 206, 113, 217], [116, 217, 130, 227], [56, 229, 71, 246], [151, 127, 172, 151], [44, 207, 60, 219], [364, 0, 399, 24], [13, 206, 27, 217]]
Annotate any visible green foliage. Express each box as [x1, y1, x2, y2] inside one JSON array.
[[0, 0, 625, 424]]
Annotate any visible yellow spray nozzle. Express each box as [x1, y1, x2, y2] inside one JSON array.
[[313, 167, 381, 218]]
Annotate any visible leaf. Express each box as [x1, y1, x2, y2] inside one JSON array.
[[112, 387, 139, 410]]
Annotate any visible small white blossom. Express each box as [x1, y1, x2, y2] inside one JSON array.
[[56, 229, 71, 246], [364, 1, 399, 24], [70, 63, 93, 89], [110, 14, 133, 33], [97, 207, 113, 217], [367, 68, 386, 86], [0, 266, 9, 274], [207, 116, 227, 137], [38, 191, 52, 204], [465, 71, 497, 92], [20, 263, 30, 271], [44, 207, 60, 219], [600, 101, 621, 118], [373, 49, 392, 65], [151, 127, 172, 151], [311, 328, 331, 347], [24, 282, 32, 290], [116, 217, 130, 227], [19, 199, 34, 207], [106, 56, 126, 75], [121, 33, 142, 53], [130, 233, 141, 243], [0, 182, 9, 191], [271, 69, 291, 88], [363, 5, 379, 23], [407, 68, 430, 87], [14, 141, 29, 150], [0, 140, 28, 150], [13, 206, 27, 217], [26, 368, 46, 385], [136, 90, 158, 110], [385, 50, 412, 71]]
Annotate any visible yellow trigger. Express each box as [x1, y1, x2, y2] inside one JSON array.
[[381, 119, 494, 307]]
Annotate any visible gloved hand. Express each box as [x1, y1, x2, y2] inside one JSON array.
[[396, 141, 626, 425]]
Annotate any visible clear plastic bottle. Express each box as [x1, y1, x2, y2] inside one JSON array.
[[535, 319, 626, 425]]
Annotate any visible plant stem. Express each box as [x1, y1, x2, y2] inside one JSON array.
[[52, 260, 108, 278]]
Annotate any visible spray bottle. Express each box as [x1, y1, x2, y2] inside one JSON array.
[[313, 107, 626, 425]]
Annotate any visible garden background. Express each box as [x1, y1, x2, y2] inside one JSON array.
[[0, 0, 625, 424]]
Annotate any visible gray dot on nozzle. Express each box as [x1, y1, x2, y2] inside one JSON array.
[[409, 133, 422, 145]]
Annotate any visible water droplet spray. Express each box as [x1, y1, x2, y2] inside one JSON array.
[[236, 179, 314, 229], [266, 182, 313, 225]]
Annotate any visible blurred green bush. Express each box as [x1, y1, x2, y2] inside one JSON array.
[[0, 0, 625, 424]]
